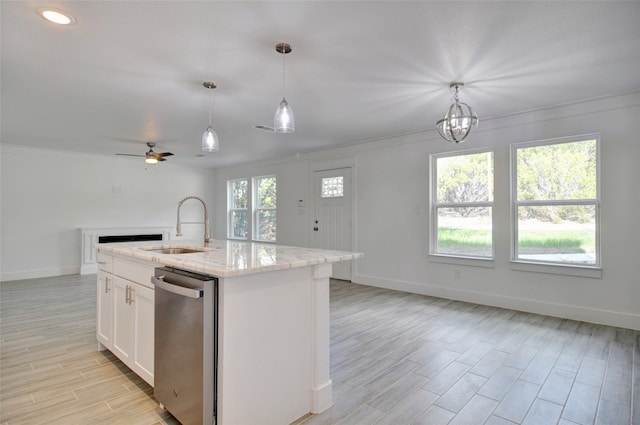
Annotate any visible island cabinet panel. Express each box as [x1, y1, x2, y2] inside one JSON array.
[[96, 270, 113, 349], [113, 257, 155, 289], [217, 266, 315, 425]]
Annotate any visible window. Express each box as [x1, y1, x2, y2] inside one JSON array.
[[253, 176, 277, 242], [227, 176, 277, 242], [430, 150, 494, 258], [511, 135, 599, 267], [321, 176, 344, 198], [228, 179, 248, 239]]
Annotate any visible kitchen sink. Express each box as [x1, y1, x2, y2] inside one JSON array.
[[143, 247, 205, 255]]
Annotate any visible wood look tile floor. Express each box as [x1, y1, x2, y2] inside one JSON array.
[[1, 275, 638, 425]]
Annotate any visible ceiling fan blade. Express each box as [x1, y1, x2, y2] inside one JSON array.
[[116, 143, 172, 162], [254, 125, 276, 133]]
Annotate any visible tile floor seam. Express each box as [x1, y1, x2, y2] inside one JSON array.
[[559, 363, 589, 425], [592, 336, 613, 425]]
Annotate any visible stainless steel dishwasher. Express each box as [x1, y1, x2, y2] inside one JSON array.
[[151, 267, 218, 425]]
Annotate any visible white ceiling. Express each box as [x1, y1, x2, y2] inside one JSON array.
[[2, 1, 640, 168]]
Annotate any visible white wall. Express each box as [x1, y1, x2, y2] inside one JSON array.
[[214, 92, 640, 330], [0, 146, 215, 281], [3, 93, 638, 330]]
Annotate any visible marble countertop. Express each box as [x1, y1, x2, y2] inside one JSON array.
[[96, 239, 362, 278]]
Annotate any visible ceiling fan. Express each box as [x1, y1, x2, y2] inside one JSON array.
[[116, 142, 174, 163]]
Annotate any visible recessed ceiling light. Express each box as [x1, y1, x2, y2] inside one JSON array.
[[40, 9, 74, 25]]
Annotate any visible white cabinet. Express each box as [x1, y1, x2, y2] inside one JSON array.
[[96, 252, 155, 386], [112, 276, 134, 363], [132, 283, 154, 384], [96, 270, 113, 349]]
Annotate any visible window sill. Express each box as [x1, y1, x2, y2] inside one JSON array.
[[428, 254, 494, 268], [510, 261, 602, 278]]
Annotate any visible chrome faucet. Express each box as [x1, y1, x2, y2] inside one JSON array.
[[176, 195, 210, 244]]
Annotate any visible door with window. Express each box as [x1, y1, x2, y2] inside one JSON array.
[[314, 168, 352, 280]]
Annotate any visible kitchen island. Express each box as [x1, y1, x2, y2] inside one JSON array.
[[95, 239, 362, 425]]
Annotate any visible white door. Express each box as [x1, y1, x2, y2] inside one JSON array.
[[112, 276, 133, 363], [132, 283, 155, 386], [96, 271, 113, 348], [314, 168, 352, 280]]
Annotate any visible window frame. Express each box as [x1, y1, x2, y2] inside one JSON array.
[[227, 178, 249, 240], [510, 134, 601, 270], [429, 148, 495, 261], [252, 175, 277, 243]]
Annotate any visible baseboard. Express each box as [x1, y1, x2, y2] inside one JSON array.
[[311, 379, 333, 414], [80, 264, 98, 275], [353, 273, 640, 331], [0, 267, 80, 282]]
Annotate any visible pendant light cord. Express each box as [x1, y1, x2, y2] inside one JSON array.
[[208, 90, 212, 127], [282, 50, 286, 97]]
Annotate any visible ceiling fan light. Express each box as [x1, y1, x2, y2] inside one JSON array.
[[202, 126, 219, 152], [274, 97, 295, 133], [145, 157, 158, 164]]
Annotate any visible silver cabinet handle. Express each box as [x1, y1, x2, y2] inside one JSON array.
[[152, 276, 203, 299], [125, 285, 130, 304], [129, 286, 135, 304], [105, 276, 110, 293]]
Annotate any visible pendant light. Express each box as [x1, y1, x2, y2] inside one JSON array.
[[436, 82, 478, 143], [274, 42, 294, 133], [202, 82, 220, 152]]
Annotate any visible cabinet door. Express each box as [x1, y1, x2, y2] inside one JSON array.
[[96, 271, 113, 349], [112, 276, 133, 363], [132, 283, 155, 386]]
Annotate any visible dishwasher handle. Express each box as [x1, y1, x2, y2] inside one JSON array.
[[152, 276, 204, 299]]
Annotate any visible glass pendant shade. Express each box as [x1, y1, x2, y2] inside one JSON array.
[[274, 97, 295, 133], [201, 81, 220, 152], [202, 126, 219, 152]]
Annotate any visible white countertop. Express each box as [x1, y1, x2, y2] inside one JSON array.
[[96, 239, 362, 278]]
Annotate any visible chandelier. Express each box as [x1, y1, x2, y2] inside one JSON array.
[[436, 82, 478, 143]]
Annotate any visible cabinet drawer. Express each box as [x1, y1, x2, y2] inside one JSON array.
[[113, 257, 155, 289], [97, 253, 113, 272]]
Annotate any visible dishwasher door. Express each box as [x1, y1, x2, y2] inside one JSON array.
[[152, 267, 217, 425]]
